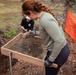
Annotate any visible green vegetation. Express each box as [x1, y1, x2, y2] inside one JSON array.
[[4, 26, 17, 38]]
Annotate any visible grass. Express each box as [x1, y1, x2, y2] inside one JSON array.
[[0, 0, 22, 31]]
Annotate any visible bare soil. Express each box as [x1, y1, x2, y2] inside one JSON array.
[[0, 28, 76, 75]]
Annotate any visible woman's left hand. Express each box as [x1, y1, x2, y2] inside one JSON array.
[[45, 59, 53, 67]]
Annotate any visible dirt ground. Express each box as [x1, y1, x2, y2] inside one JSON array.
[[0, 0, 76, 75]]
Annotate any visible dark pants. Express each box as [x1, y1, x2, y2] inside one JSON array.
[[45, 44, 70, 75]]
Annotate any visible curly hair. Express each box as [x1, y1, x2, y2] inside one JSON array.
[[22, 0, 61, 26]]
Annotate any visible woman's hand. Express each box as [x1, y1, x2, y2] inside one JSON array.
[[25, 30, 35, 37], [45, 59, 53, 67]]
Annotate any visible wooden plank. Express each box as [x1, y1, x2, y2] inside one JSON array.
[[1, 48, 44, 67], [3, 33, 22, 48], [1, 33, 45, 67]]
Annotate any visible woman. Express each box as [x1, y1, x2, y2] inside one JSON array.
[[22, 0, 70, 75]]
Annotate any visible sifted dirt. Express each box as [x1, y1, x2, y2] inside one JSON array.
[[9, 36, 45, 58]]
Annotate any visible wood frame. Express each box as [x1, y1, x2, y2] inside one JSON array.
[[1, 33, 45, 67]]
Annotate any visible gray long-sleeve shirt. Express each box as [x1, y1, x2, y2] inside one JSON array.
[[36, 12, 67, 62]]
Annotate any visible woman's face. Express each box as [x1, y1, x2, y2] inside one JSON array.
[[27, 11, 38, 20]]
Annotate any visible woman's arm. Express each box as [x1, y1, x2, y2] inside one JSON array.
[[42, 19, 65, 62]]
